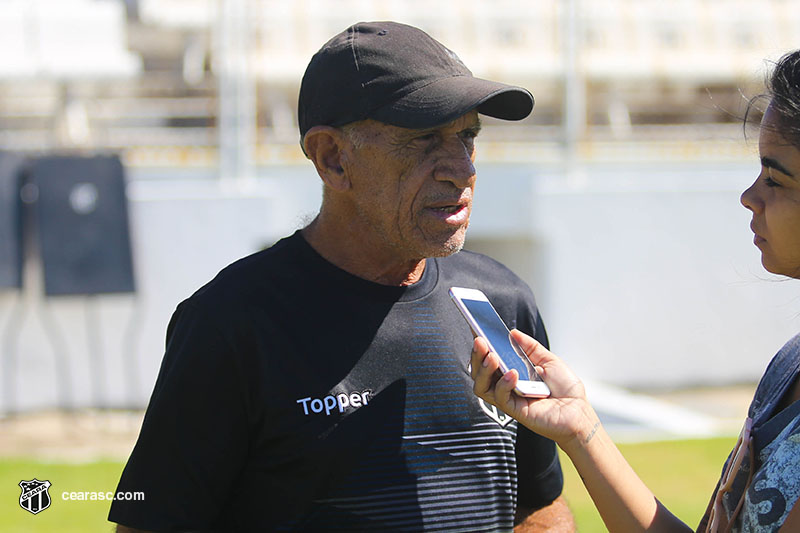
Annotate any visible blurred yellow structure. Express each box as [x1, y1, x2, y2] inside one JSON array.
[[0, 0, 796, 160]]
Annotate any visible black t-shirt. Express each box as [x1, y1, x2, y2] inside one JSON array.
[[109, 231, 563, 532]]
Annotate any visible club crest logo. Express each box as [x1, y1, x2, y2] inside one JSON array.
[[19, 479, 51, 515], [478, 398, 515, 427]]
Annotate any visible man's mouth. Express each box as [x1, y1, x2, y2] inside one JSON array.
[[427, 201, 470, 225], [433, 205, 463, 214]]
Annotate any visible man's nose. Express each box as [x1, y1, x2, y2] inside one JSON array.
[[434, 139, 476, 187]]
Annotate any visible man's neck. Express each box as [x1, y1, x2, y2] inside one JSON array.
[[301, 220, 426, 287]]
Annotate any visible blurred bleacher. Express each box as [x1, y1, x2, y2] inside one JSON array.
[[0, 0, 798, 162]]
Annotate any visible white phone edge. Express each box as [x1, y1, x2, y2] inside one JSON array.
[[448, 286, 550, 398]]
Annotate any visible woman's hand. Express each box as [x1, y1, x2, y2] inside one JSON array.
[[472, 329, 693, 532], [470, 329, 597, 449]]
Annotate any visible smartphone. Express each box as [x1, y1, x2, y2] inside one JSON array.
[[449, 287, 550, 398]]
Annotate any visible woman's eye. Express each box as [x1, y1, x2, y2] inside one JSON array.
[[764, 168, 782, 187]]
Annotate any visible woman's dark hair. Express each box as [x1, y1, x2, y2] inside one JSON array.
[[746, 50, 800, 147]]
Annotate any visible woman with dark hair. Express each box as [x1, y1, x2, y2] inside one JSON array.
[[471, 50, 800, 533]]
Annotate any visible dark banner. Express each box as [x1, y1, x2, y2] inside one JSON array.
[[30, 155, 135, 296]]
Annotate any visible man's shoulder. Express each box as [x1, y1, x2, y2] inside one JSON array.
[[439, 248, 528, 288], [436, 248, 540, 323], [434, 248, 547, 343], [185, 232, 304, 309]]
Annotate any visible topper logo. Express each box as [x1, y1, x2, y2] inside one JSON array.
[[297, 390, 372, 416]]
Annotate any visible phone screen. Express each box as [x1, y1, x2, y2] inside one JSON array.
[[460, 299, 543, 382]]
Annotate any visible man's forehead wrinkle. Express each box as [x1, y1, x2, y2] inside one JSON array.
[[386, 127, 410, 142], [383, 129, 419, 154], [387, 140, 406, 158]]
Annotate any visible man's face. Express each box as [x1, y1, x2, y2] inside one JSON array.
[[342, 111, 481, 262]]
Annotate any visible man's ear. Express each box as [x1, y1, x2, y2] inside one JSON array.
[[303, 126, 351, 191]]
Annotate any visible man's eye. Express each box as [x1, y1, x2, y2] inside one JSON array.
[[417, 133, 437, 142]]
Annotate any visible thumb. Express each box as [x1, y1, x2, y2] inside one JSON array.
[[509, 329, 556, 366]]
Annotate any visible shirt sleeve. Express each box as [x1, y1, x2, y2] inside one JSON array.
[[515, 425, 564, 508], [108, 300, 251, 531]]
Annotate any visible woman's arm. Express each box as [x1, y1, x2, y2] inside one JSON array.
[[471, 330, 692, 533]]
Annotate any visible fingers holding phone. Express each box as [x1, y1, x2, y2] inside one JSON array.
[[450, 287, 550, 398], [470, 335, 503, 400], [508, 329, 587, 402], [455, 289, 596, 445], [470, 335, 529, 419]]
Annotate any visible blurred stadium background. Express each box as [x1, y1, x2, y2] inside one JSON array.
[[1, 0, 799, 439]]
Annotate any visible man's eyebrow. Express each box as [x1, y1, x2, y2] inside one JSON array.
[[396, 117, 482, 140], [762, 157, 796, 179]]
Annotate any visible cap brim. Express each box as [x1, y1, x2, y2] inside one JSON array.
[[368, 75, 534, 129]]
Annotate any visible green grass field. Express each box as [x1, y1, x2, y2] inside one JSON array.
[[0, 436, 736, 532], [561, 436, 736, 531]]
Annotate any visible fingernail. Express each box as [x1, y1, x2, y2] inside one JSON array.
[[482, 356, 490, 368]]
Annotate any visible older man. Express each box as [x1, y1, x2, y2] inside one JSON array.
[[110, 21, 574, 532]]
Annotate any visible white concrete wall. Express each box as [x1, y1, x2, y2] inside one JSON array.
[[470, 161, 800, 389]]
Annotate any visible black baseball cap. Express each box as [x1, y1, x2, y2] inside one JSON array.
[[298, 21, 534, 140]]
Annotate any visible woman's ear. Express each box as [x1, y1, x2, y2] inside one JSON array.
[[303, 126, 351, 191]]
